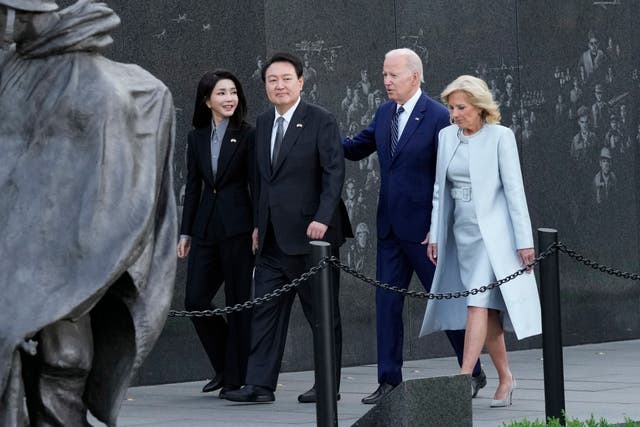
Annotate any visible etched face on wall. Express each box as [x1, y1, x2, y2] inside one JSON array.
[[620, 105, 627, 120], [578, 115, 589, 132], [610, 117, 618, 131], [356, 225, 369, 248], [346, 180, 355, 200], [600, 156, 611, 175], [595, 88, 603, 101], [588, 37, 599, 55]]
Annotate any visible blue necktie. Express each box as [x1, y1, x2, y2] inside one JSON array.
[[390, 105, 404, 157]]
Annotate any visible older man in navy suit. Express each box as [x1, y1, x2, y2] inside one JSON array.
[[343, 48, 485, 404]]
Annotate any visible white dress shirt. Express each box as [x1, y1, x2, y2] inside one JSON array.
[[270, 97, 301, 158], [396, 88, 422, 139]]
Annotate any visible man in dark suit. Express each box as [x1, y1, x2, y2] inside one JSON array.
[[225, 52, 351, 403], [342, 48, 485, 404]]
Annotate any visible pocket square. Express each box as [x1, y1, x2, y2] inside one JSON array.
[[296, 123, 303, 128], [231, 138, 237, 143]]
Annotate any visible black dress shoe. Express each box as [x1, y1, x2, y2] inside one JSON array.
[[361, 383, 396, 404], [471, 369, 487, 398], [297, 386, 341, 403], [219, 385, 239, 400], [202, 373, 224, 393], [223, 385, 275, 403]]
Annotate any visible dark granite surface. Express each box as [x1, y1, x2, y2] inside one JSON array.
[[354, 375, 472, 427], [75, 0, 640, 384]]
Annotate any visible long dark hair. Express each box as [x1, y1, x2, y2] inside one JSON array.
[[192, 69, 247, 129]]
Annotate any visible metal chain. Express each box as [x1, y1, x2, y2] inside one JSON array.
[[555, 242, 640, 280], [167, 241, 640, 318], [168, 260, 327, 318], [327, 243, 558, 300]]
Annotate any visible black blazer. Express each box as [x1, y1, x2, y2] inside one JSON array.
[[181, 121, 255, 239], [254, 101, 352, 256]]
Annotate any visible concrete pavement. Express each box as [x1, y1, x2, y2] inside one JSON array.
[[93, 339, 640, 426]]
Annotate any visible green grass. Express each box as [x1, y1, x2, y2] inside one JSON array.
[[502, 414, 640, 427]]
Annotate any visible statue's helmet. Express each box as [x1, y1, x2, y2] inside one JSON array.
[[0, 0, 59, 12]]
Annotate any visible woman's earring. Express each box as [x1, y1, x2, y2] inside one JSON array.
[[450, 117, 455, 124]]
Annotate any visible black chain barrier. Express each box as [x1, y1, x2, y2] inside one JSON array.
[[168, 261, 328, 318], [555, 243, 640, 280], [167, 241, 640, 318], [327, 245, 554, 300]]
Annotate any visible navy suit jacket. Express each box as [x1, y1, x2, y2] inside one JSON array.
[[343, 92, 450, 242]]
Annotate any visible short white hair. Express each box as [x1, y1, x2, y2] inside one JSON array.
[[385, 48, 424, 83]]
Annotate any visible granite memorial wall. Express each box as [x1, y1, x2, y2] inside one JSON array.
[[90, 0, 640, 384]]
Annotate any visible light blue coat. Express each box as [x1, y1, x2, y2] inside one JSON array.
[[419, 124, 541, 340]]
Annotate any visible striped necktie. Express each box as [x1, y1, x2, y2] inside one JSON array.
[[390, 105, 404, 157]]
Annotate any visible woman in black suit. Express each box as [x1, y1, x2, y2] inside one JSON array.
[[177, 70, 255, 398]]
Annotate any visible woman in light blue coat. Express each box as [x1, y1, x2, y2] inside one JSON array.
[[420, 75, 541, 407]]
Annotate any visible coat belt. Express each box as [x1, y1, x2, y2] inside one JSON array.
[[450, 186, 472, 202]]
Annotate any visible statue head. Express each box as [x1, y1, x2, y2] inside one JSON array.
[[1, 0, 58, 49], [0, 0, 58, 12]]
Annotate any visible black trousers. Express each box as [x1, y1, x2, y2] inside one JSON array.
[[184, 228, 254, 388], [245, 224, 342, 391]]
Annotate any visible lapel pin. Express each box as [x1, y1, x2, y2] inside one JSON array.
[[296, 123, 303, 128], [230, 138, 237, 143], [414, 117, 420, 121]]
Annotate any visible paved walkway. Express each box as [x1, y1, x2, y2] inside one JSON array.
[[97, 339, 640, 426]]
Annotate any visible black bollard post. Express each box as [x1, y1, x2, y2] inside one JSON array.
[[309, 241, 338, 427], [537, 228, 566, 426]]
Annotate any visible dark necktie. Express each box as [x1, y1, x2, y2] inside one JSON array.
[[390, 105, 404, 157], [272, 116, 284, 167]]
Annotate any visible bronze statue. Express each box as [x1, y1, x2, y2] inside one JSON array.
[[0, 1, 176, 425]]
